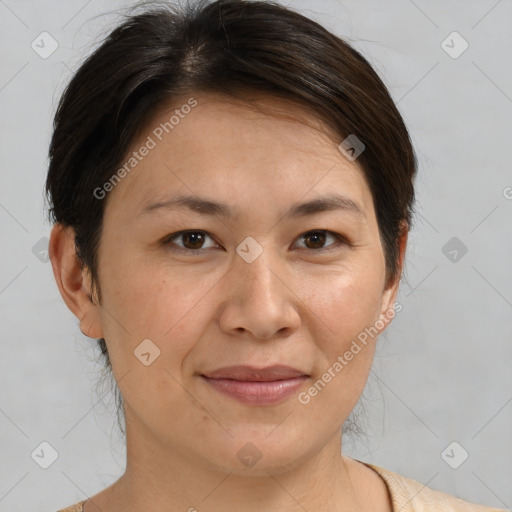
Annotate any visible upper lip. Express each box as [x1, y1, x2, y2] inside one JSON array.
[[201, 365, 308, 382]]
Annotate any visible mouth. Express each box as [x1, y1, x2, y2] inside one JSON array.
[[200, 365, 309, 405]]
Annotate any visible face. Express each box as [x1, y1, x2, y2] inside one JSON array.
[[52, 91, 404, 475]]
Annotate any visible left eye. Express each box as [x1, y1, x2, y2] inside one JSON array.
[[163, 230, 346, 252], [295, 230, 346, 251]]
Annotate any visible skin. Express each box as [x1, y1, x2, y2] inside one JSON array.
[[50, 91, 407, 512]]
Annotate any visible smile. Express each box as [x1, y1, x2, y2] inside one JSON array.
[[200, 375, 309, 405]]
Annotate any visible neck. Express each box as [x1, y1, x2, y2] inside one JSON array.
[[102, 416, 364, 512]]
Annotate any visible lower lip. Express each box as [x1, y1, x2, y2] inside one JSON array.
[[201, 375, 308, 405]]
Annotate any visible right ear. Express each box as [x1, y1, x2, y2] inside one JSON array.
[[48, 223, 104, 339]]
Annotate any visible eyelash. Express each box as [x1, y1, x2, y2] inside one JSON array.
[[162, 229, 349, 254]]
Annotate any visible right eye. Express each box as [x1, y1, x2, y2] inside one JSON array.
[[163, 230, 221, 253]]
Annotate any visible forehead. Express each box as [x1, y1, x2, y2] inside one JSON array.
[[104, 91, 373, 221]]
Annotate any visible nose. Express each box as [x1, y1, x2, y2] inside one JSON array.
[[217, 249, 301, 340]]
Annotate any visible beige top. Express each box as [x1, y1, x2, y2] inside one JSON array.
[[56, 460, 507, 511]]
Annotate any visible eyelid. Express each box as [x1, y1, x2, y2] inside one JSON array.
[[163, 229, 349, 253]]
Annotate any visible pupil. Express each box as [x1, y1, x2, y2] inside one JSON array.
[[307, 232, 325, 248], [185, 232, 204, 249]]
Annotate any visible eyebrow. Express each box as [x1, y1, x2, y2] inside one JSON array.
[[138, 193, 365, 220]]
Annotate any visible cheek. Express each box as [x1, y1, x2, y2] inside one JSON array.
[[296, 262, 384, 402], [301, 264, 383, 347], [98, 256, 223, 369]]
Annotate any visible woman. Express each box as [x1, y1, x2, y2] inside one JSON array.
[[46, 0, 505, 510]]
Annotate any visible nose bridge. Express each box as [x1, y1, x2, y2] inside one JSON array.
[[236, 242, 281, 300]]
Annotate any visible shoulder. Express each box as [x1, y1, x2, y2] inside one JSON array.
[[360, 461, 507, 512], [56, 499, 87, 512]]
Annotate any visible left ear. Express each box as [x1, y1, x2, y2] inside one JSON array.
[[377, 220, 408, 330]]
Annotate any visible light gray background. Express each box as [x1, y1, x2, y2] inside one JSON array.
[[1, 1, 511, 511]]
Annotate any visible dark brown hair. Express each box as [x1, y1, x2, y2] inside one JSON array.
[[45, 0, 417, 436]]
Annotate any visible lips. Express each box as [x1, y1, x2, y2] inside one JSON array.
[[200, 365, 309, 405], [201, 364, 308, 381]]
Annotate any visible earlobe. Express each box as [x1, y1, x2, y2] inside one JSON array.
[[48, 223, 104, 339]]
